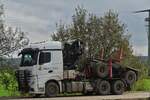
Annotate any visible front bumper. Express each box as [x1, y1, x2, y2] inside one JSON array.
[[16, 70, 45, 94], [16, 70, 32, 93]]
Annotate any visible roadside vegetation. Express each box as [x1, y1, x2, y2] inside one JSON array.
[[0, 67, 19, 96], [132, 78, 150, 91]]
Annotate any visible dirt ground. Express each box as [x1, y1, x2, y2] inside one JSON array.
[[1, 92, 150, 100]]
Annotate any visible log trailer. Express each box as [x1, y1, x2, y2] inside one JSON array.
[[16, 40, 138, 97]]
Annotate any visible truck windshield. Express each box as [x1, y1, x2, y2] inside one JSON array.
[[20, 52, 38, 66]]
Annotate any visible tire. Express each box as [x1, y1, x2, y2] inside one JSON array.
[[112, 80, 125, 95], [95, 62, 108, 78], [45, 82, 59, 97], [96, 80, 110, 95], [125, 70, 136, 85]]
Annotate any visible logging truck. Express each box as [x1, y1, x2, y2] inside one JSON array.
[[16, 40, 138, 97]]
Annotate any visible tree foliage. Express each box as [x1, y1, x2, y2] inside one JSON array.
[[52, 7, 132, 59], [51, 7, 148, 76], [0, 4, 29, 57]]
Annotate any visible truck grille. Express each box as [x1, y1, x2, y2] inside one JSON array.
[[16, 70, 31, 93]]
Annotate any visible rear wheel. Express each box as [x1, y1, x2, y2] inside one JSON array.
[[125, 70, 136, 85], [45, 82, 59, 97], [111, 80, 125, 95], [96, 80, 110, 95]]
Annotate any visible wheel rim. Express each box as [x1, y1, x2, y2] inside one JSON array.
[[116, 83, 122, 91], [102, 84, 108, 91], [113, 80, 124, 95], [126, 71, 136, 84], [98, 80, 110, 95], [46, 82, 59, 97], [48, 85, 57, 95], [128, 74, 133, 80]]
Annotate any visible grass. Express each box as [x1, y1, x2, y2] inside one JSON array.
[[0, 86, 20, 97], [0, 85, 10, 96], [132, 78, 150, 91]]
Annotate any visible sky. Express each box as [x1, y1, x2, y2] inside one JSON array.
[[2, 0, 150, 56]]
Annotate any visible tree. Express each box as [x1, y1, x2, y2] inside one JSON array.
[[51, 7, 132, 59], [51, 7, 148, 77], [52, 22, 71, 42], [0, 3, 29, 96], [0, 4, 29, 57]]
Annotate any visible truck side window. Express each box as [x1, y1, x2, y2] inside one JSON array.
[[39, 52, 51, 65]]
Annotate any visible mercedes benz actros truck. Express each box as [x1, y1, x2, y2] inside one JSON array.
[[16, 40, 138, 97]]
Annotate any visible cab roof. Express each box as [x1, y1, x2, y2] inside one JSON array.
[[25, 41, 62, 50]]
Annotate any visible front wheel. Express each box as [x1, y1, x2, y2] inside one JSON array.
[[45, 82, 59, 97]]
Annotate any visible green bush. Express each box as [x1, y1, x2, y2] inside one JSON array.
[[132, 79, 150, 91], [0, 67, 19, 96]]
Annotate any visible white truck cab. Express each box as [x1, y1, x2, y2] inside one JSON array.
[[17, 41, 64, 95]]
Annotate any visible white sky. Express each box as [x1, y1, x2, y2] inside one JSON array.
[[2, 0, 150, 56]]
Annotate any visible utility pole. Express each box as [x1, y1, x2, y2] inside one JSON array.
[[134, 9, 150, 62]]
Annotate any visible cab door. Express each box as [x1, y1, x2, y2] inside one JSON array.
[[36, 50, 63, 91], [36, 51, 53, 88]]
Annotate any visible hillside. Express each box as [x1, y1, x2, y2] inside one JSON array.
[[0, 58, 20, 69]]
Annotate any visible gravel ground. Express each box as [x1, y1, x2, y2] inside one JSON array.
[[1, 92, 150, 100]]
